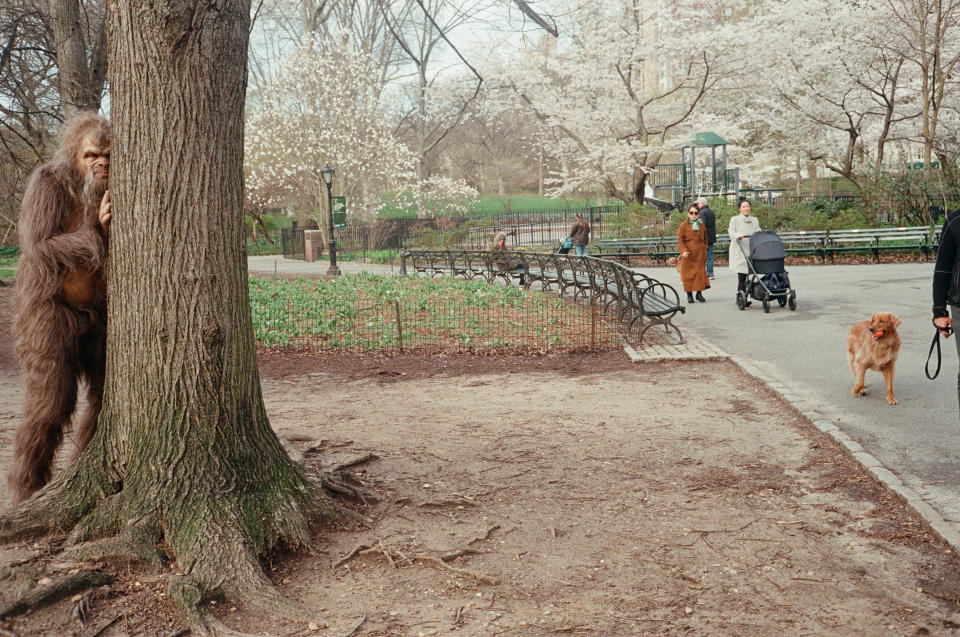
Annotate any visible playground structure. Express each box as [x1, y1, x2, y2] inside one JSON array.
[[649, 132, 740, 207]]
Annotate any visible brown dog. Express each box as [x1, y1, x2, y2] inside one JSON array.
[[847, 312, 901, 405]]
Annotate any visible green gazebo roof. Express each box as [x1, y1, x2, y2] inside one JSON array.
[[683, 131, 728, 148]]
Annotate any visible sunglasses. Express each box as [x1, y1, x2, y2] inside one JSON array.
[[688, 211, 699, 215]]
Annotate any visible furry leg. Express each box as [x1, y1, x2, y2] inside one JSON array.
[[72, 320, 106, 458], [8, 356, 78, 504]]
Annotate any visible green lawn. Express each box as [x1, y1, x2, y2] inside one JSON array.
[[249, 273, 615, 351], [377, 194, 617, 218], [0, 247, 18, 279]]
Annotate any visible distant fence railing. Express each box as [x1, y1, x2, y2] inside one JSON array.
[[469, 205, 622, 250], [677, 192, 863, 208], [278, 205, 625, 259]]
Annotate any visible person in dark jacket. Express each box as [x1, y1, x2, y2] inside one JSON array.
[[569, 213, 591, 257], [933, 208, 960, 411], [695, 197, 717, 278]]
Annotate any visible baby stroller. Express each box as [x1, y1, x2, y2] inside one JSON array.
[[736, 230, 797, 313]]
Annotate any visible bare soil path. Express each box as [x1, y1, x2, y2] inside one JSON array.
[[1, 287, 960, 635]]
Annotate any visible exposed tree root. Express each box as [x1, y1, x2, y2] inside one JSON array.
[[64, 537, 167, 572], [278, 437, 306, 465], [0, 453, 115, 543], [168, 575, 262, 637], [0, 423, 358, 632], [169, 570, 324, 637], [0, 571, 112, 619], [66, 493, 125, 545], [341, 614, 367, 637], [62, 518, 166, 572], [319, 471, 375, 504], [332, 454, 379, 472], [89, 614, 122, 637], [335, 534, 499, 584]]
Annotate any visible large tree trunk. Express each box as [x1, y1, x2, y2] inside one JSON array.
[[1, 0, 341, 630]]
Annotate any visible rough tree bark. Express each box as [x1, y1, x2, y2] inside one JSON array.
[[0, 0, 342, 631]]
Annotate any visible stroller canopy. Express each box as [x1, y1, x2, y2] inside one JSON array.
[[750, 231, 787, 261]]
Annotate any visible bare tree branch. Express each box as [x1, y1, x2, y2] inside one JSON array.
[[511, 0, 557, 36]]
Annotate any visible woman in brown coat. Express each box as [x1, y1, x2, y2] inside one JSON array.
[[677, 204, 710, 303]]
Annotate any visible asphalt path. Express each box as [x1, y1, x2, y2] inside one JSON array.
[[650, 260, 960, 522]]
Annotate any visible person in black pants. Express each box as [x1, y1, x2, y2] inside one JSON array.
[[695, 197, 716, 279], [933, 208, 960, 410]]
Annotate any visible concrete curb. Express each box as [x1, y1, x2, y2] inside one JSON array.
[[624, 338, 960, 553]]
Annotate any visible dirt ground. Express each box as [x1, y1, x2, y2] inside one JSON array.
[[2, 287, 960, 636]]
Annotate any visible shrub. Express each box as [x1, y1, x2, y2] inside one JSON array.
[[603, 204, 665, 237], [861, 170, 960, 226]]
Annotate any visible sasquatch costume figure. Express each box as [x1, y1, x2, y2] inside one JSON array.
[[9, 112, 112, 505]]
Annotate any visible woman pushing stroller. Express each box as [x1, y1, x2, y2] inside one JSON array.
[[728, 198, 761, 305]]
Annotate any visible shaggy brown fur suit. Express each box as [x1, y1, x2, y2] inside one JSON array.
[[9, 113, 110, 504]]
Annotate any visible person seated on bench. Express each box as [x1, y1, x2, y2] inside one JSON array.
[[491, 229, 522, 273]]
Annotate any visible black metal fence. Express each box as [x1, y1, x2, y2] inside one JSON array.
[[746, 193, 861, 207], [280, 228, 306, 260], [251, 280, 621, 353], [278, 205, 625, 259], [400, 249, 687, 345], [679, 192, 862, 208], [471, 205, 621, 250]]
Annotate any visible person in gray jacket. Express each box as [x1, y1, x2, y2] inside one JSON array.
[[728, 198, 761, 304], [696, 197, 717, 279]]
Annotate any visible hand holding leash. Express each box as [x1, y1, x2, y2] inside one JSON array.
[[927, 318, 955, 380], [935, 316, 954, 337]]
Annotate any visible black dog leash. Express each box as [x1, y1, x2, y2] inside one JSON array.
[[926, 319, 955, 380]]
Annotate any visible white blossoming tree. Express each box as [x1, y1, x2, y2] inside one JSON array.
[[244, 39, 416, 236], [704, 0, 960, 190], [490, 0, 734, 205]]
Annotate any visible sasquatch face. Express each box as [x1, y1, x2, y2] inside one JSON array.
[[76, 135, 110, 185]]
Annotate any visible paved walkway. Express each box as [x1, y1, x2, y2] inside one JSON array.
[[248, 255, 960, 552], [248, 255, 400, 277], [629, 262, 960, 553]]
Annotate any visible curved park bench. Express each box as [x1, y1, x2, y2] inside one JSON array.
[[399, 249, 687, 345], [821, 226, 936, 262], [596, 225, 937, 263], [594, 237, 677, 263]]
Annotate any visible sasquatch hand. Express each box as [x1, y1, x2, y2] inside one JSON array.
[[98, 190, 111, 236]]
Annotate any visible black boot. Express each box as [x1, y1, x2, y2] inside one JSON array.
[[687, 293, 694, 303], [695, 292, 705, 302]]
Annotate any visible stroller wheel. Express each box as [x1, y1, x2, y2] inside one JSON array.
[[762, 297, 771, 313], [788, 291, 797, 311], [777, 295, 787, 307], [736, 291, 746, 310]]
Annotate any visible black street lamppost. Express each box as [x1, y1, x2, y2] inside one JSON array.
[[321, 164, 340, 277]]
